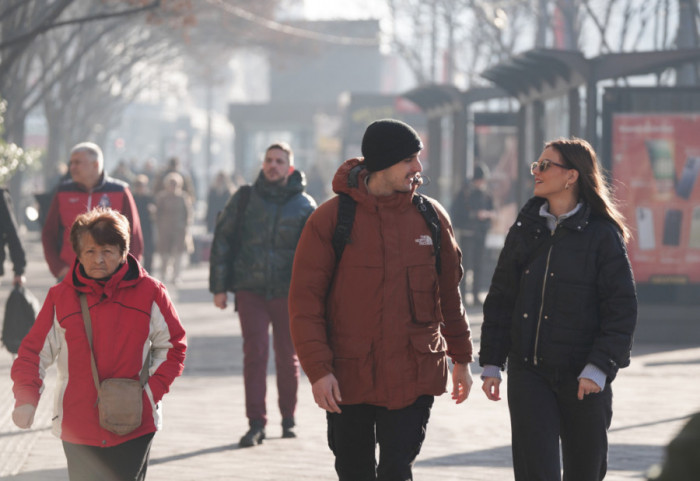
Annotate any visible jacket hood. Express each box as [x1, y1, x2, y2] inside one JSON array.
[[254, 169, 307, 203], [67, 253, 145, 298], [331, 158, 419, 209]]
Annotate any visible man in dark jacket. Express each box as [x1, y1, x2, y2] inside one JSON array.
[[209, 142, 315, 447], [449, 163, 495, 305]]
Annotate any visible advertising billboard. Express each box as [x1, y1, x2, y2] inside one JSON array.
[[611, 113, 700, 284]]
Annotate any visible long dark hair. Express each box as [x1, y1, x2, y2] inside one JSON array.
[[546, 137, 631, 242]]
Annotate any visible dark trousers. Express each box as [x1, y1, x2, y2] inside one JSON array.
[[459, 231, 486, 300], [326, 395, 434, 481], [62, 432, 155, 481], [236, 290, 299, 423], [507, 363, 612, 481]]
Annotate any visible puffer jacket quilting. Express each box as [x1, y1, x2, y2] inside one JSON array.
[[480, 196, 637, 381], [209, 170, 316, 298], [289, 158, 473, 410]]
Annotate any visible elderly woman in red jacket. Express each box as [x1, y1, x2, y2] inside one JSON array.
[[12, 207, 186, 481]]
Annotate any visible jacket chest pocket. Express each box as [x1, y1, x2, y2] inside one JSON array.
[[407, 265, 441, 325]]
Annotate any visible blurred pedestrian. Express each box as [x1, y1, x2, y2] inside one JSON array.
[[132, 174, 156, 272], [12, 207, 186, 481], [206, 171, 234, 233], [155, 172, 193, 285], [153, 157, 196, 202], [449, 163, 495, 305], [209, 142, 315, 447], [0, 188, 26, 287], [480, 137, 637, 481], [111, 159, 137, 185], [289, 119, 473, 480], [41, 142, 143, 281]]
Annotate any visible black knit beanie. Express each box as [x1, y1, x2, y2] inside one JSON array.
[[361, 119, 423, 172]]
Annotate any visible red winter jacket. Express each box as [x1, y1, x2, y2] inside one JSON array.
[[289, 158, 473, 410], [11, 254, 186, 447], [41, 175, 143, 278]]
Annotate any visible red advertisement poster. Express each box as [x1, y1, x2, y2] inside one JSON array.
[[612, 113, 700, 284]]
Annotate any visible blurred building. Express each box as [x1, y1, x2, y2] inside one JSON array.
[[228, 19, 421, 190]]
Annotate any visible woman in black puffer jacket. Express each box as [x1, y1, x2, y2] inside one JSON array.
[[479, 137, 637, 481]]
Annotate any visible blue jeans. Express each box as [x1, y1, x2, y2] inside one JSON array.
[[326, 395, 434, 481]]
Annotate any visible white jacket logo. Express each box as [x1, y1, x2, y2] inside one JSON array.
[[415, 235, 433, 246]]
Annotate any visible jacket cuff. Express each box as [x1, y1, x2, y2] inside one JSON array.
[[480, 364, 502, 381], [578, 363, 607, 390]]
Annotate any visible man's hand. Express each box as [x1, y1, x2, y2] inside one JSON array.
[[451, 362, 473, 404], [13, 275, 25, 286], [482, 377, 502, 401], [213, 293, 228, 310], [577, 377, 601, 400], [12, 404, 36, 429], [311, 373, 342, 413]]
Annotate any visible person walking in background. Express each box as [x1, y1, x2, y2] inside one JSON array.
[[206, 171, 235, 233], [209, 142, 315, 447], [132, 174, 156, 272], [479, 137, 637, 481], [450, 163, 495, 306], [41, 142, 143, 281], [289, 119, 473, 480], [12, 208, 186, 481], [153, 157, 196, 202], [155, 172, 193, 285], [111, 159, 137, 185], [0, 188, 26, 287]]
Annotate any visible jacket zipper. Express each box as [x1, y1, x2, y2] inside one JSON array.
[[533, 228, 556, 366]]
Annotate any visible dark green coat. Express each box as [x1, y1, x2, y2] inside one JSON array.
[[209, 170, 315, 298]]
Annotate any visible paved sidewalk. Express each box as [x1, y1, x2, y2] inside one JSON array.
[[1, 233, 699, 480]]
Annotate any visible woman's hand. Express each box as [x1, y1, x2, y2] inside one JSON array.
[[482, 377, 502, 401], [577, 377, 601, 400], [12, 404, 36, 429]]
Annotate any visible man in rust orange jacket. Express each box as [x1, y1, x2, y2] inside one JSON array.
[[289, 119, 473, 480]]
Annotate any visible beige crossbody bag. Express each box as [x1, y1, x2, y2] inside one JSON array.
[[80, 293, 150, 436]]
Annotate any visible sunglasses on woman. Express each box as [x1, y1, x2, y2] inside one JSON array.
[[530, 159, 570, 175]]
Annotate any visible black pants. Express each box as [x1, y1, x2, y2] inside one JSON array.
[[62, 432, 155, 481], [507, 362, 612, 481], [459, 231, 487, 299], [327, 395, 434, 481]]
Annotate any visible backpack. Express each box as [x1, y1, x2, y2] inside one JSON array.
[[217, 185, 252, 290], [2, 284, 40, 354], [331, 165, 442, 274]]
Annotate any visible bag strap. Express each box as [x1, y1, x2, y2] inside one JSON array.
[[332, 192, 356, 266], [79, 294, 150, 388], [412, 193, 442, 274], [231, 185, 252, 254], [331, 191, 442, 274]]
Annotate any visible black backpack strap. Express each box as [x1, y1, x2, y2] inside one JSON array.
[[229, 185, 252, 255], [332, 192, 356, 265], [413, 194, 442, 274]]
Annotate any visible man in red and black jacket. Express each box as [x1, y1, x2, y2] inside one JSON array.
[[42, 142, 143, 280]]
